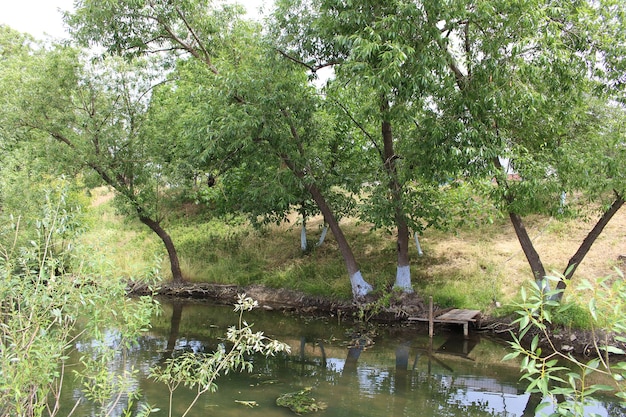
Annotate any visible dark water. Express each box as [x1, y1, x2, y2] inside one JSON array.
[[60, 300, 622, 417]]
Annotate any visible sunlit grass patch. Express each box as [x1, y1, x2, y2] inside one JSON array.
[[79, 186, 626, 320]]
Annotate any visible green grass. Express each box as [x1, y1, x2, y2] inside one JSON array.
[[77, 191, 626, 322]]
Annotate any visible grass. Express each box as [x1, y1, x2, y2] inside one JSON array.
[[77, 188, 626, 326]]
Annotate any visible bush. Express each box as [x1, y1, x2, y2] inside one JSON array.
[[504, 273, 626, 416], [0, 187, 159, 417]]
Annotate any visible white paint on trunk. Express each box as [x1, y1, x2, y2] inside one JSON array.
[[558, 192, 567, 214], [301, 225, 307, 251], [316, 225, 328, 247], [350, 270, 373, 298], [539, 277, 552, 293], [414, 232, 423, 256], [395, 265, 413, 293]]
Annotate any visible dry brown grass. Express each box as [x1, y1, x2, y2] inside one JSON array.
[[251, 203, 626, 306], [421, 208, 626, 303], [90, 186, 115, 207]]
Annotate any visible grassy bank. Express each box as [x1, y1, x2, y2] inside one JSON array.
[[80, 187, 626, 326]]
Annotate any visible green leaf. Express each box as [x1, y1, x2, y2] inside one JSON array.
[[535, 401, 552, 414], [531, 335, 539, 352], [601, 345, 625, 355], [584, 384, 616, 395], [503, 351, 521, 361]]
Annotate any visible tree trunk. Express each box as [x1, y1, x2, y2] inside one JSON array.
[[316, 223, 328, 247], [139, 215, 184, 283], [275, 109, 373, 298], [381, 100, 412, 293], [555, 193, 624, 300], [300, 204, 307, 251], [305, 182, 373, 298], [508, 211, 547, 288], [493, 158, 549, 290]]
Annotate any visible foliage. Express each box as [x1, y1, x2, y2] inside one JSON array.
[[0, 177, 89, 276], [354, 287, 396, 323], [2, 37, 189, 281], [504, 272, 626, 416], [149, 293, 291, 417], [0, 186, 159, 417], [66, 0, 378, 296]]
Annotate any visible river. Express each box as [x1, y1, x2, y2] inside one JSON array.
[[58, 299, 623, 417]]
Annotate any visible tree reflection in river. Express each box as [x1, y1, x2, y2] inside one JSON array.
[[58, 300, 620, 417]]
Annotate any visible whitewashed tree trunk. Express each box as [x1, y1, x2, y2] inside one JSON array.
[[414, 232, 423, 256], [350, 271, 373, 298], [316, 224, 328, 247], [301, 224, 307, 251], [394, 265, 413, 293]]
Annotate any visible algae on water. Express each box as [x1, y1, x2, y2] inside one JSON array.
[[276, 387, 327, 414]]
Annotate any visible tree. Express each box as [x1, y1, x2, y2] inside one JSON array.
[[0, 26, 33, 215], [67, 0, 375, 298], [273, 0, 497, 293], [0, 26, 89, 263], [4, 42, 186, 283], [406, 0, 626, 295]]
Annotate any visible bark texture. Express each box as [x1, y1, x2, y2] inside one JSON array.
[[381, 100, 412, 292], [555, 193, 624, 300], [139, 215, 184, 283]]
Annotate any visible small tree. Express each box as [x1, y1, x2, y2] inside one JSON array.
[[505, 272, 626, 416], [5, 42, 186, 283], [0, 185, 159, 417], [150, 293, 291, 417]]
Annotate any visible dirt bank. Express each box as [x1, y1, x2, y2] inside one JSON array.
[[130, 282, 625, 358]]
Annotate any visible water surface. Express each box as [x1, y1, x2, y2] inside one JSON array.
[[60, 299, 622, 417]]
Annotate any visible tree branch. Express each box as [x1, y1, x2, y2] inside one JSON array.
[[332, 99, 382, 160], [174, 6, 219, 74], [274, 48, 339, 73]]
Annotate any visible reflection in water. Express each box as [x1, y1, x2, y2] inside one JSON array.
[[58, 300, 620, 417]]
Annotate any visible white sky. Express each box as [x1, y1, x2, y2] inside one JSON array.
[[1, 0, 75, 39], [0, 0, 272, 40]]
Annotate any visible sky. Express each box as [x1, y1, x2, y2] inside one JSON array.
[[0, 0, 271, 40], [1, 0, 75, 39]]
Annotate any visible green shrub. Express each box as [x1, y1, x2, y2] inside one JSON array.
[[504, 273, 626, 416], [0, 187, 159, 417]]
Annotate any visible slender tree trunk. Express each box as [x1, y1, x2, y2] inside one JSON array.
[[138, 215, 184, 283], [493, 158, 549, 289], [300, 204, 307, 251], [508, 212, 547, 288], [85, 162, 185, 284], [381, 100, 412, 293], [278, 110, 372, 299], [555, 193, 624, 300], [316, 223, 328, 247], [305, 182, 373, 298]]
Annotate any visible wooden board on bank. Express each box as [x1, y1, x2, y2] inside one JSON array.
[[408, 306, 481, 338]]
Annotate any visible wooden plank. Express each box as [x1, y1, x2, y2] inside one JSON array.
[[437, 309, 481, 322], [408, 309, 481, 338], [408, 309, 481, 324]]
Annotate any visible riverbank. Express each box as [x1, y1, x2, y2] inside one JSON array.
[[84, 186, 626, 332], [130, 281, 626, 358]]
